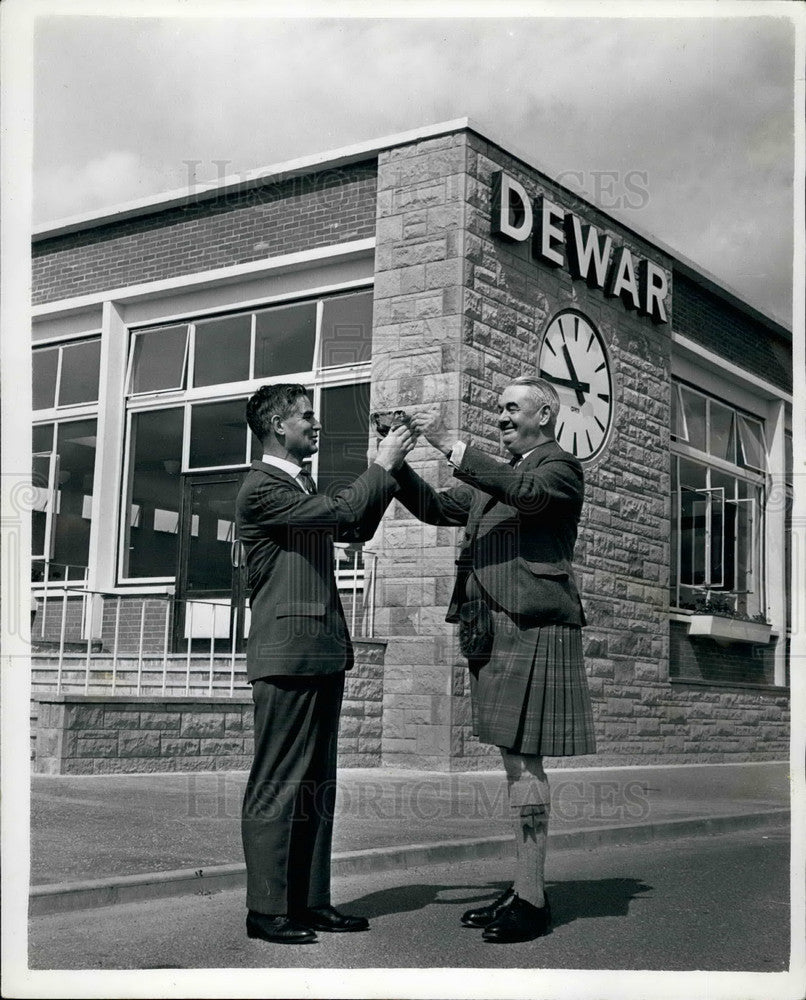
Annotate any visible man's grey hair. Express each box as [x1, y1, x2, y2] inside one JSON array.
[[509, 375, 561, 423]]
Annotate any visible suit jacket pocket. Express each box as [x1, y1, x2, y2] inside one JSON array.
[[521, 559, 569, 578], [276, 601, 327, 617]]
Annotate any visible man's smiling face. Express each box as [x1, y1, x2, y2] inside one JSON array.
[[497, 384, 551, 456], [278, 395, 320, 462]]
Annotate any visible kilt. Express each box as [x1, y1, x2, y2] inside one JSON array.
[[467, 584, 597, 757]]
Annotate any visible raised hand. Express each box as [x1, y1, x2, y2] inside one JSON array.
[[409, 407, 455, 456], [374, 424, 416, 471]]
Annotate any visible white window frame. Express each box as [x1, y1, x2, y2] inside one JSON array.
[[33, 335, 102, 411], [117, 283, 373, 585], [671, 378, 768, 615]]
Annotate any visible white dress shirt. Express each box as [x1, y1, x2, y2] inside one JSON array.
[[261, 454, 313, 493]]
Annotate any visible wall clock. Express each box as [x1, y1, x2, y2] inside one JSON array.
[[537, 309, 614, 461]]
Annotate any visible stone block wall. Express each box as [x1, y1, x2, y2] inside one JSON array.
[[33, 639, 387, 773], [370, 126, 789, 769], [371, 133, 470, 768], [35, 696, 255, 774]]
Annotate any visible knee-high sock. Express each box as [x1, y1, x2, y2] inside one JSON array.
[[512, 804, 549, 909]]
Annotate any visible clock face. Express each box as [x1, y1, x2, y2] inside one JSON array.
[[538, 310, 613, 461]]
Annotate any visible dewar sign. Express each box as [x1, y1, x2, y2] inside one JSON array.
[[491, 171, 669, 324]]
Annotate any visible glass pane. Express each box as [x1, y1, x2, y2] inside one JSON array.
[[32, 441, 53, 560], [737, 415, 765, 472], [254, 302, 316, 378], [320, 291, 373, 368], [318, 383, 371, 496], [33, 423, 55, 453], [51, 419, 97, 569], [680, 488, 705, 586], [680, 386, 706, 452], [129, 326, 188, 394], [708, 400, 735, 462], [189, 399, 248, 468], [735, 499, 755, 596], [678, 457, 707, 490], [33, 348, 58, 410], [124, 408, 183, 578], [59, 339, 101, 405], [186, 479, 240, 592], [671, 384, 686, 440], [708, 488, 725, 588], [193, 314, 251, 387]]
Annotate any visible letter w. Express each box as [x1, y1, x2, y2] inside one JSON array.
[[564, 215, 612, 288]]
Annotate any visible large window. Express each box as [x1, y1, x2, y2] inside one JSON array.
[[120, 288, 373, 582], [33, 337, 101, 410], [32, 336, 101, 583], [670, 380, 767, 618]]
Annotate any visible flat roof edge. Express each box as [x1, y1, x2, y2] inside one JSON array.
[[33, 115, 791, 338], [31, 118, 473, 242]]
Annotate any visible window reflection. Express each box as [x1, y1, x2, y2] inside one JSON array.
[[320, 291, 373, 368], [189, 399, 248, 468], [124, 408, 183, 578], [193, 315, 251, 387], [128, 326, 188, 394], [254, 302, 316, 378]]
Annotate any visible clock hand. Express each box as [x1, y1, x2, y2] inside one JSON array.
[[539, 369, 591, 393], [561, 344, 587, 406]]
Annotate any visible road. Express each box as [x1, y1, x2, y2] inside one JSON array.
[[29, 827, 789, 972]]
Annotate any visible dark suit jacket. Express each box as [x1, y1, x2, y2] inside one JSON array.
[[236, 460, 399, 682], [393, 440, 586, 626]]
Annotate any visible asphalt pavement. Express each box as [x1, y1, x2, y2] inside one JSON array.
[[28, 759, 792, 915], [28, 827, 791, 972]]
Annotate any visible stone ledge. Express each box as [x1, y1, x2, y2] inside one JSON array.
[[670, 677, 790, 695]]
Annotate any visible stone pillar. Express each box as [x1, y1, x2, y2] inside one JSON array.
[[371, 134, 471, 769]]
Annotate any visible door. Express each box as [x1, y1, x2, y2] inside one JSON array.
[[174, 471, 247, 653]]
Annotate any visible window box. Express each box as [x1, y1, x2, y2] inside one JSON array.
[[687, 614, 772, 645]]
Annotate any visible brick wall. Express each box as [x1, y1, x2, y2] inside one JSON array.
[[673, 272, 791, 393], [33, 162, 378, 304]]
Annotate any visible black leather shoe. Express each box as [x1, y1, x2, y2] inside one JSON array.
[[460, 885, 515, 928], [482, 893, 551, 943], [246, 911, 317, 944], [293, 903, 369, 933]]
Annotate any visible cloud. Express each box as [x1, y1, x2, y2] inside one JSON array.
[[31, 13, 796, 320], [35, 150, 172, 221]]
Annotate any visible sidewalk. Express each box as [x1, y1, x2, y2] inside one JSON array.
[[29, 760, 791, 914]]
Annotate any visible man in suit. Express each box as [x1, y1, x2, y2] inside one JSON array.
[[237, 383, 413, 945], [396, 375, 596, 943]]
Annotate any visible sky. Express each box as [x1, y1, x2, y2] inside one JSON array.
[[29, 6, 798, 326]]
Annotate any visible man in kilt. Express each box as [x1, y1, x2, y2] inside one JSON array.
[[395, 375, 596, 943]]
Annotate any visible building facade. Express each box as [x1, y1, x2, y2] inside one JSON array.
[[31, 121, 792, 771]]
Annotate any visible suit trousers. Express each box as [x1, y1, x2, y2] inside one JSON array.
[[242, 671, 345, 915]]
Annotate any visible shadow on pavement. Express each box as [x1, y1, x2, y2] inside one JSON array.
[[342, 876, 653, 927]]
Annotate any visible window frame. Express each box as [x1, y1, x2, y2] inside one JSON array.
[[670, 378, 768, 616], [118, 284, 374, 585]]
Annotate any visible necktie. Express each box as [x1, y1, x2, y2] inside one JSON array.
[[297, 468, 317, 495], [509, 455, 522, 468]]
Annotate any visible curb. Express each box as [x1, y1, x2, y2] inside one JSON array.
[[29, 808, 790, 916]]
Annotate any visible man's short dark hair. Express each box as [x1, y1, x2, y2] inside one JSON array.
[[246, 383, 308, 444]]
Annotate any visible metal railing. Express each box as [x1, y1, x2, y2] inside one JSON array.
[[30, 551, 377, 697]]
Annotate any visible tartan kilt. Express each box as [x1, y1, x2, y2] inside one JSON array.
[[468, 606, 597, 757]]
